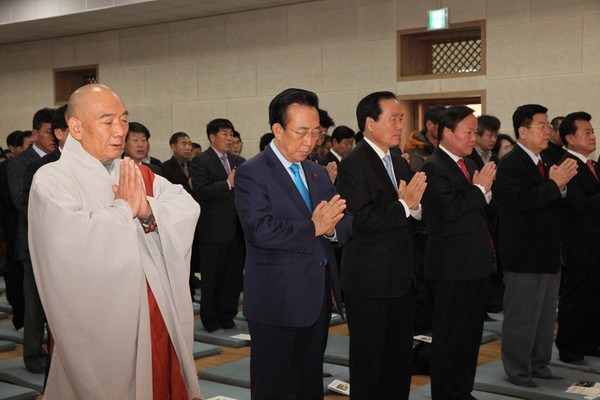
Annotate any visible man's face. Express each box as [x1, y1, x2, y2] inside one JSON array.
[[476, 129, 498, 152], [273, 104, 320, 163], [192, 147, 202, 157], [54, 127, 70, 149], [426, 120, 439, 142], [16, 136, 34, 154], [366, 98, 404, 152], [171, 135, 192, 161], [442, 114, 478, 158], [69, 90, 129, 162], [333, 138, 354, 158], [123, 131, 148, 163], [519, 113, 550, 156], [566, 119, 596, 157], [209, 128, 233, 154], [33, 122, 57, 154], [231, 137, 242, 156]]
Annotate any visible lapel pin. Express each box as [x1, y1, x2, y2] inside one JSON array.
[[313, 173, 318, 178]]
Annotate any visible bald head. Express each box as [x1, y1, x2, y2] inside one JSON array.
[[67, 84, 129, 162]]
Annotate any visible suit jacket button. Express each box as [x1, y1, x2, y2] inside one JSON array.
[[320, 261, 325, 267]]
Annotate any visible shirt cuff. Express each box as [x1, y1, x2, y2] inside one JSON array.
[[323, 229, 337, 242], [475, 184, 492, 204], [399, 199, 423, 220]]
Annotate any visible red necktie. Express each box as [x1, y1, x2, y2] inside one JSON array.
[[537, 160, 546, 179], [457, 159, 471, 184], [587, 159, 598, 180]]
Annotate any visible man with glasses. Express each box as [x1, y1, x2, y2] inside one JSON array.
[[495, 104, 577, 388], [234, 88, 352, 399]]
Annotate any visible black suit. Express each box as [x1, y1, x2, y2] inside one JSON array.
[[556, 151, 600, 362], [337, 140, 415, 400], [191, 147, 245, 331], [421, 147, 492, 399], [160, 156, 192, 195], [466, 147, 499, 170], [322, 150, 340, 167], [495, 144, 563, 384]]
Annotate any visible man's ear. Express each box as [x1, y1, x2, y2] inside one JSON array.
[[272, 123, 283, 141], [518, 126, 528, 141], [365, 116, 375, 132], [68, 118, 82, 140]]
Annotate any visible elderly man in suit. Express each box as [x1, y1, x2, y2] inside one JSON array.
[[421, 105, 496, 400], [234, 88, 352, 399], [555, 111, 600, 364], [191, 118, 245, 332], [495, 104, 577, 387], [336, 91, 427, 400], [7, 107, 57, 373]]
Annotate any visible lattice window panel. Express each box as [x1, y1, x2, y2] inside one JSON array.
[[430, 39, 481, 75]]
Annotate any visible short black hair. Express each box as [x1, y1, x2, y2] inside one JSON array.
[[127, 122, 150, 142], [15, 130, 32, 147], [438, 105, 475, 141], [477, 115, 501, 136], [550, 116, 564, 132], [322, 135, 332, 146], [424, 105, 446, 126], [269, 88, 319, 129], [559, 111, 592, 147], [233, 130, 242, 140], [318, 109, 335, 129], [259, 132, 274, 151], [32, 107, 55, 131], [192, 142, 201, 150], [206, 118, 234, 140], [51, 104, 69, 133], [331, 125, 355, 143], [492, 133, 515, 156], [6, 130, 23, 148], [512, 104, 548, 138], [355, 131, 364, 143], [169, 131, 190, 146], [356, 91, 396, 132]]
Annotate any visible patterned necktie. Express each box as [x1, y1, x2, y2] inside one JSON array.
[[457, 159, 472, 184], [289, 164, 312, 210], [587, 159, 598, 181], [182, 162, 189, 178], [220, 154, 231, 175], [383, 154, 398, 190], [537, 160, 546, 179]]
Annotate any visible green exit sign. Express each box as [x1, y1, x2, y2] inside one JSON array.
[[428, 8, 449, 30]]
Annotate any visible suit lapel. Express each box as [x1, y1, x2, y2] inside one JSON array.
[[514, 145, 545, 183], [360, 142, 397, 194], [207, 147, 228, 179], [302, 160, 321, 211], [436, 147, 471, 186]]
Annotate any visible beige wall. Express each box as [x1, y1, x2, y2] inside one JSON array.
[[1, 0, 599, 161]]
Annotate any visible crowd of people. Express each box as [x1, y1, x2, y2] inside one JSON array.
[[0, 83, 597, 400]]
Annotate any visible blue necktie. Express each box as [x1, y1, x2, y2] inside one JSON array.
[[383, 154, 398, 190], [289, 164, 312, 210]]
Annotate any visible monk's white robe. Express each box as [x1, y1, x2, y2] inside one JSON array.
[[28, 135, 203, 400]]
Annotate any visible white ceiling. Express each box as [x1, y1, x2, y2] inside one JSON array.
[[0, 0, 318, 45]]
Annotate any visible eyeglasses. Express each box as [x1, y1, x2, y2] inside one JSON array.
[[525, 122, 551, 131], [287, 127, 321, 140]]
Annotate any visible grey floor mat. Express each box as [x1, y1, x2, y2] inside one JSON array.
[[194, 320, 250, 348], [410, 383, 522, 399], [0, 340, 17, 353], [0, 357, 45, 394], [0, 278, 5, 295], [198, 379, 251, 400], [0, 320, 46, 345], [0, 297, 12, 313], [483, 312, 504, 336], [197, 357, 349, 394], [474, 359, 600, 400], [0, 381, 40, 400], [193, 341, 222, 359], [550, 344, 600, 375]]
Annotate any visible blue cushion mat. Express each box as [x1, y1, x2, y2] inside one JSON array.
[[0, 381, 39, 400], [483, 312, 504, 337], [194, 320, 250, 348], [193, 341, 222, 360], [0, 321, 47, 345], [0, 357, 44, 394], [550, 344, 600, 375], [197, 357, 349, 394], [474, 359, 600, 400], [233, 312, 344, 327], [0, 340, 17, 353], [193, 302, 200, 316], [0, 298, 12, 314], [198, 379, 251, 400], [410, 383, 521, 399]]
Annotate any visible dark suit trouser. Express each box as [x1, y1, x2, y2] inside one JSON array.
[[2, 217, 25, 329], [502, 271, 560, 384], [199, 231, 244, 332], [429, 277, 489, 400], [247, 271, 332, 400], [345, 287, 415, 400], [22, 259, 48, 372], [556, 258, 600, 361]]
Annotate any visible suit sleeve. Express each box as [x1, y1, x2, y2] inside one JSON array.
[[191, 155, 231, 201], [7, 156, 27, 214], [564, 172, 600, 213], [337, 156, 409, 233], [421, 161, 487, 222]]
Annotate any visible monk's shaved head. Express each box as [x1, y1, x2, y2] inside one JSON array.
[[67, 84, 129, 162]]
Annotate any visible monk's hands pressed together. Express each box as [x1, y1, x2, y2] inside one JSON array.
[[473, 162, 496, 193], [398, 171, 427, 210], [312, 194, 346, 237], [113, 157, 150, 219]]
